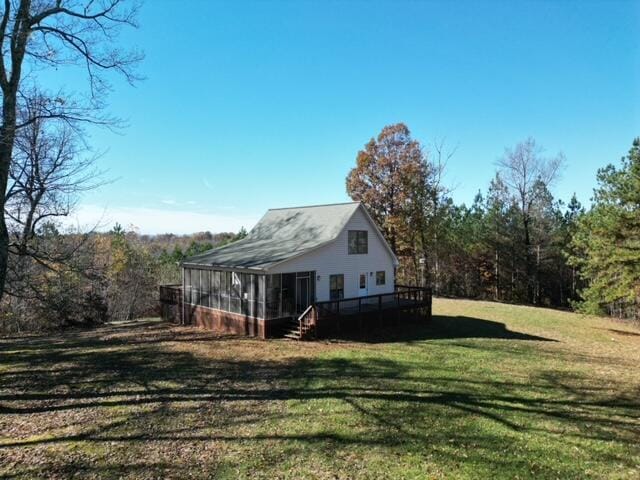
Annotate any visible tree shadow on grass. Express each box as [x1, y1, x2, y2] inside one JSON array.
[[0, 319, 637, 479], [604, 328, 640, 338], [332, 314, 556, 343]]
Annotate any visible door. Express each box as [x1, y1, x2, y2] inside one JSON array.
[[358, 273, 368, 297], [296, 276, 310, 313]]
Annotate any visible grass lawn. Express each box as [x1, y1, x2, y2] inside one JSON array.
[[1, 298, 639, 479]]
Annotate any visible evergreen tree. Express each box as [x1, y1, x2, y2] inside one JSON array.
[[484, 175, 512, 300], [569, 138, 640, 319], [561, 194, 585, 302]]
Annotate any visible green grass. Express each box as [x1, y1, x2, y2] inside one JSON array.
[[1, 298, 639, 479]]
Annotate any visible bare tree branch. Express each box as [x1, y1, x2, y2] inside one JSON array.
[[0, 0, 142, 302], [0, 0, 11, 89]]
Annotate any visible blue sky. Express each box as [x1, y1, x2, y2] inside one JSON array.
[[53, 0, 639, 234]]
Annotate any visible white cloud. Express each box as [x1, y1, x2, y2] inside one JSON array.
[[65, 204, 259, 235]]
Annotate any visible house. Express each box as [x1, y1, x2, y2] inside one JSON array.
[[174, 201, 430, 339]]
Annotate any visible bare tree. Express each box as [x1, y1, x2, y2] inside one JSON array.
[[5, 95, 104, 308], [424, 138, 455, 294], [0, 0, 142, 301], [7, 94, 102, 246], [497, 138, 564, 303]]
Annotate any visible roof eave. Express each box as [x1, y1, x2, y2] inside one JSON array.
[[180, 262, 269, 274]]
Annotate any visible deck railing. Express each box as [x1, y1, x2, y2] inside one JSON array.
[[159, 284, 182, 323], [297, 304, 316, 339], [159, 284, 182, 303], [288, 285, 433, 339], [315, 285, 431, 319]]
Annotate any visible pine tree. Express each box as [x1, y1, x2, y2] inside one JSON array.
[[562, 194, 585, 302], [484, 175, 511, 300], [569, 138, 640, 319]]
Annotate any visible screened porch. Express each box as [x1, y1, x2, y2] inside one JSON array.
[[183, 267, 316, 321]]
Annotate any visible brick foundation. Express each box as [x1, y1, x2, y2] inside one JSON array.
[[184, 304, 291, 339]]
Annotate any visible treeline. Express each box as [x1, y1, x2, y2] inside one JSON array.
[[0, 67, 250, 334], [2, 226, 246, 333], [422, 184, 583, 307], [347, 124, 639, 320], [2, 111, 637, 333]]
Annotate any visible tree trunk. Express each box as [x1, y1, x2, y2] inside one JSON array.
[[510, 243, 516, 301], [495, 247, 499, 301], [432, 228, 440, 295], [0, 92, 19, 301], [523, 214, 533, 303], [0, 0, 31, 303], [535, 244, 540, 304]]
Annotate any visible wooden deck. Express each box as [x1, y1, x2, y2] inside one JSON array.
[[292, 286, 432, 340], [160, 283, 432, 340]]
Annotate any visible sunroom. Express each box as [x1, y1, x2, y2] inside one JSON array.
[[183, 267, 317, 323]]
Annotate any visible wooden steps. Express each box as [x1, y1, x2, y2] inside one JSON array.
[[282, 311, 315, 340]]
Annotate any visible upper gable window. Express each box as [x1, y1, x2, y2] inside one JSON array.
[[348, 230, 368, 254]]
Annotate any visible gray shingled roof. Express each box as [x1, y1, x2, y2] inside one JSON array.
[[182, 202, 362, 271]]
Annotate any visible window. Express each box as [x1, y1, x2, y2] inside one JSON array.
[[348, 230, 368, 254], [220, 271, 230, 312], [201, 269, 211, 307], [376, 271, 386, 286], [240, 273, 252, 316], [330, 274, 344, 300], [281, 273, 296, 317], [230, 272, 242, 313], [359, 274, 366, 289], [265, 274, 281, 319], [192, 269, 201, 305], [211, 270, 220, 309], [253, 275, 265, 319], [184, 268, 192, 303]]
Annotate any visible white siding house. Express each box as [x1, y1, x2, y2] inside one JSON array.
[[173, 201, 434, 339], [181, 202, 399, 325], [269, 206, 397, 301]]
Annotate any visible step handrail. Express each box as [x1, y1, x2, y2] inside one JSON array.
[[297, 304, 314, 322], [297, 305, 315, 339]]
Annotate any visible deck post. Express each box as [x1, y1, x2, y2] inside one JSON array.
[[181, 268, 185, 325], [313, 307, 318, 339]]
